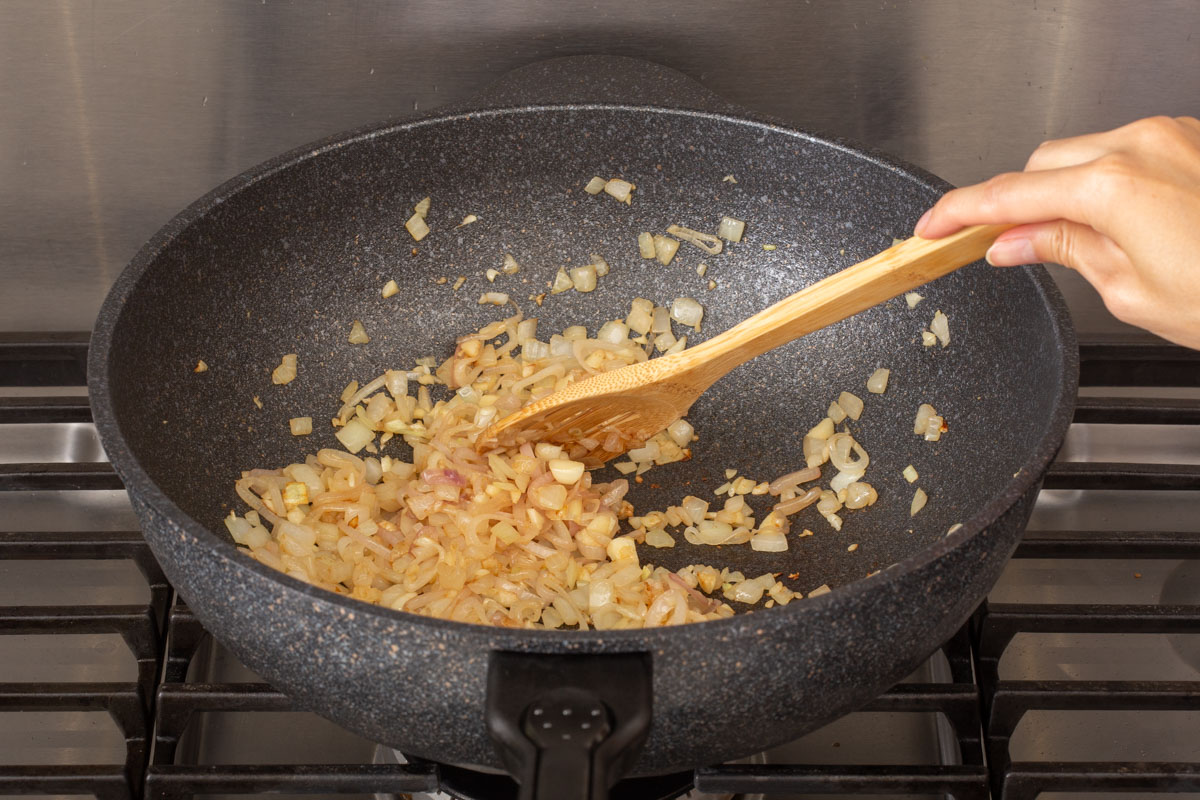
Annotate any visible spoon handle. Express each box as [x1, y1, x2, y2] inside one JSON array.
[[685, 224, 1014, 381]]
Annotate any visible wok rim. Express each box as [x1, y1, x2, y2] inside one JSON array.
[[88, 102, 1079, 647]]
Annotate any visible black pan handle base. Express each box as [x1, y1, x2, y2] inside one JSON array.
[[486, 651, 652, 800]]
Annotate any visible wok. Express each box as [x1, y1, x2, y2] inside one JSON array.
[[89, 56, 1077, 798]]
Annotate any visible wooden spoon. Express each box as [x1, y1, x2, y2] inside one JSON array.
[[479, 224, 1012, 465]]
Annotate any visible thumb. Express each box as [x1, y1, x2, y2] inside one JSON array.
[[984, 220, 1126, 284]]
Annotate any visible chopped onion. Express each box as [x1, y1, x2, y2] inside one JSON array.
[[382, 279, 399, 298], [584, 176, 607, 194], [838, 391, 864, 420], [194, 359, 208, 373], [903, 464, 919, 483], [590, 253, 610, 277], [645, 527, 676, 548], [651, 306, 671, 334], [627, 299, 654, 335], [807, 417, 835, 440], [670, 297, 704, 330], [289, 417, 313, 436], [827, 401, 847, 423], [774, 486, 822, 515], [485, 268, 499, 282], [827, 432, 868, 473], [502, 253, 520, 274], [924, 415, 945, 442], [667, 224, 723, 255], [335, 419, 374, 454], [405, 213, 429, 241], [866, 368, 890, 394], [914, 404, 937, 435], [597, 320, 629, 344], [271, 354, 298, 385], [718, 216, 746, 242], [768, 466, 821, 495], [808, 584, 832, 598], [638, 232, 656, 259], [843, 481, 877, 510], [654, 235, 680, 265], [348, 320, 370, 344], [803, 434, 829, 468], [750, 529, 788, 552], [921, 330, 938, 347], [569, 264, 598, 293], [829, 469, 861, 493], [478, 292, 509, 306], [603, 178, 634, 203], [550, 268, 573, 294], [548, 458, 586, 485], [911, 487, 928, 516], [414, 196, 431, 218], [931, 310, 950, 347], [816, 489, 842, 515], [905, 292, 924, 308], [667, 419, 694, 448]]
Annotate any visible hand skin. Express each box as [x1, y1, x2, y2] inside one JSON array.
[[914, 116, 1200, 350]]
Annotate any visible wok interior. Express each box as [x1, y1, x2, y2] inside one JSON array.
[[106, 107, 1067, 596]]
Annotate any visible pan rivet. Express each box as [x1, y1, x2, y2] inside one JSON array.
[[531, 706, 544, 716], [562, 708, 572, 716]]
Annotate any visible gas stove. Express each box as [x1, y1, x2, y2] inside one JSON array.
[[2, 330, 1198, 800]]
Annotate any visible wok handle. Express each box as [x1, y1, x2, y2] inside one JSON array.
[[487, 651, 653, 800]]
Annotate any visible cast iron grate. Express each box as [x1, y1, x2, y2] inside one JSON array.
[[2, 331, 1198, 800]]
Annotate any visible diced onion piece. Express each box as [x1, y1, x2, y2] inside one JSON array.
[[194, 360, 208, 373], [667, 419, 694, 448], [590, 253, 610, 276], [903, 464, 919, 483], [843, 481, 877, 510], [829, 469, 861, 493], [827, 432, 868, 473], [603, 178, 634, 203], [550, 268, 573, 294], [335, 419, 374, 454], [867, 368, 890, 394], [645, 527, 676, 548], [597, 320, 629, 344], [914, 403, 937, 435], [931, 310, 950, 347], [807, 417, 835, 441], [816, 489, 842, 515], [271, 354, 298, 385], [838, 391, 864, 420], [827, 401, 847, 423], [405, 212, 429, 241], [653, 235, 680, 265], [289, 417, 313, 436], [911, 487, 928, 516], [905, 292, 924, 308], [485, 269, 500, 282], [824, 512, 843, 531], [348, 320, 370, 344], [750, 529, 788, 552], [382, 279, 399, 298], [947, 523, 964, 535], [638, 232, 656, 259], [924, 415, 944, 442], [768, 466, 820, 495], [478, 292, 509, 306], [626, 301, 653, 335], [502, 253, 520, 274], [569, 265, 598, 293], [667, 224, 724, 255], [718, 216, 745, 242], [458, 214, 477, 227], [584, 176, 607, 194], [414, 196, 431, 218], [803, 434, 829, 469], [670, 297, 704, 330], [808, 583, 832, 597], [922, 330, 938, 347], [548, 458, 586, 485]]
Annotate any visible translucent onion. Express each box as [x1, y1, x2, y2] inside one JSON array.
[[584, 176, 606, 194], [670, 297, 704, 330], [911, 487, 928, 516], [838, 391, 863, 420], [867, 368, 890, 394], [914, 403, 937, 435], [750, 529, 788, 552], [931, 310, 950, 347], [718, 216, 745, 242], [638, 232, 656, 259], [827, 432, 868, 473]]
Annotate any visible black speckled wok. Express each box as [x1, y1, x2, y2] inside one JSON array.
[[89, 57, 1076, 799]]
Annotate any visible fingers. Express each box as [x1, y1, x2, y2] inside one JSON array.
[[915, 164, 1098, 239], [985, 220, 1130, 287]]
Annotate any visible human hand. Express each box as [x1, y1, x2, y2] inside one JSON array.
[[914, 116, 1200, 349]]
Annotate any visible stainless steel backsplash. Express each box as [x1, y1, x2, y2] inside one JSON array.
[[2, 0, 1197, 331]]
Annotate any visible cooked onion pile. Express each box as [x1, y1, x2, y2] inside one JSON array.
[[226, 308, 760, 629]]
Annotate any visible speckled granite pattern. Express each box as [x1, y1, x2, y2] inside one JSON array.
[[89, 57, 1077, 775]]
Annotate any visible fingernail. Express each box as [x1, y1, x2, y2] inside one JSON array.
[[985, 237, 1036, 266], [914, 209, 932, 235]]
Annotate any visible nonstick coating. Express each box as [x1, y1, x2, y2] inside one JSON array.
[[90, 62, 1076, 776]]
